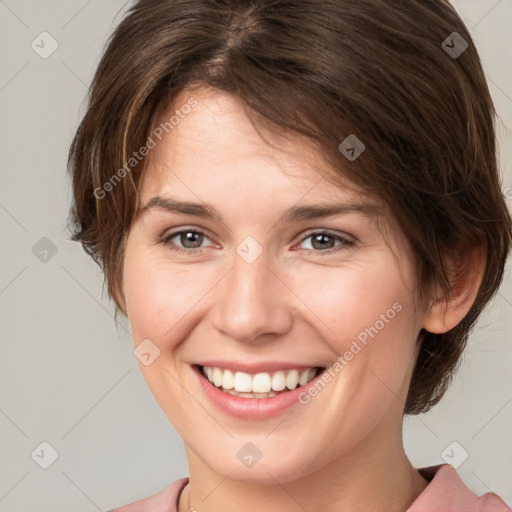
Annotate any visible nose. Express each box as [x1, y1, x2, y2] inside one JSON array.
[[210, 244, 293, 344]]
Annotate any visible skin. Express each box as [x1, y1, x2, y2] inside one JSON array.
[[117, 84, 483, 512]]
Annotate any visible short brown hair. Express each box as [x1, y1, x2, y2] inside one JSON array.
[[67, 0, 512, 414]]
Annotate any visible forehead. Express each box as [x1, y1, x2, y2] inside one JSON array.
[[142, 85, 372, 207]]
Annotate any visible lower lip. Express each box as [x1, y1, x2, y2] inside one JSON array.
[[192, 365, 325, 420]]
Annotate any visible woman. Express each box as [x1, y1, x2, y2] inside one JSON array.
[[67, 1, 512, 510]]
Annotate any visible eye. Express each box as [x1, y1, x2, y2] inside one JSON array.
[[161, 228, 214, 254], [160, 228, 355, 256], [295, 231, 354, 254]]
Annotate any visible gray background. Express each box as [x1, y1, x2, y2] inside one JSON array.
[[0, 1, 511, 511]]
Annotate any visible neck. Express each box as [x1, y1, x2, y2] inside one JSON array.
[[179, 421, 429, 512]]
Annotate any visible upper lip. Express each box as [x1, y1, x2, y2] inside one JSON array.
[[194, 360, 326, 374]]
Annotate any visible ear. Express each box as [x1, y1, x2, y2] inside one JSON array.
[[422, 245, 485, 334]]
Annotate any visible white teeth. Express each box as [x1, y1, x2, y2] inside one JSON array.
[[299, 368, 316, 386], [201, 366, 318, 394], [252, 372, 271, 393], [271, 371, 286, 391], [221, 369, 234, 390], [212, 367, 223, 387], [286, 369, 299, 390], [223, 389, 278, 399], [233, 371, 252, 392]]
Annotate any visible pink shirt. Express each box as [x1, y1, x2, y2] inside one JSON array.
[[107, 464, 510, 512]]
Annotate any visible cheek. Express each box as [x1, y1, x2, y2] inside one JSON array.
[[291, 258, 418, 401], [293, 257, 413, 344], [122, 248, 206, 345]]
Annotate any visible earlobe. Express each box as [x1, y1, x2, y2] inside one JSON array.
[[422, 246, 485, 334], [422, 299, 451, 334]]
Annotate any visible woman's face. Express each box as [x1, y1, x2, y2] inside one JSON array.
[[121, 85, 426, 484]]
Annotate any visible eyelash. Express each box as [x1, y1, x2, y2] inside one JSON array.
[[159, 228, 355, 256]]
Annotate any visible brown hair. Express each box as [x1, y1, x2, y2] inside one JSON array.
[[67, 0, 512, 414]]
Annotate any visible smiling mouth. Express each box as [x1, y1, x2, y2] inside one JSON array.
[[196, 364, 325, 399]]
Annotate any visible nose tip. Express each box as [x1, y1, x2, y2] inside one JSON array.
[[210, 246, 293, 343]]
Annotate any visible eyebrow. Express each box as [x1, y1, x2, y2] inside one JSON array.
[[141, 195, 380, 223]]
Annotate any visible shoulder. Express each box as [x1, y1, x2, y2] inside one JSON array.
[[106, 477, 189, 512], [409, 464, 510, 512]]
